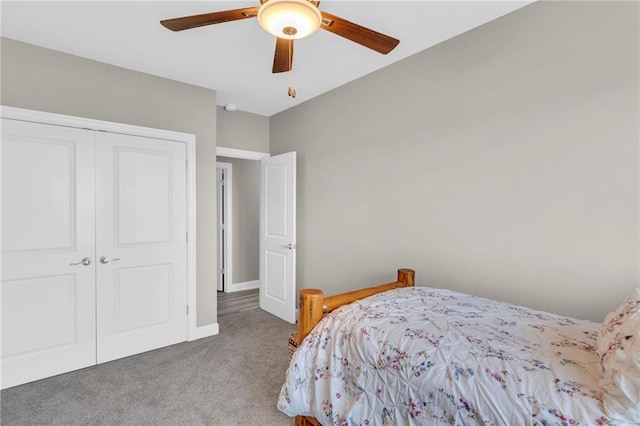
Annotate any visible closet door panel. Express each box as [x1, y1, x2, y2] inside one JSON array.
[[95, 132, 187, 363], [116, 149, 171, 245], [1, 119, 96, 389]]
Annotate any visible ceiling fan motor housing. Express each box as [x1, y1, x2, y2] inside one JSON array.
[[257, 0, 322, 39]]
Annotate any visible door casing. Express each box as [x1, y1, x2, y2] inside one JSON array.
[[215, 149, 269, 300], [216, 162, 232, 292]]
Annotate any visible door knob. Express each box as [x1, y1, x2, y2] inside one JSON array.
[[70, 257, 92, 266], [282, 243, 296, 250], [100, 256, 121, 264]]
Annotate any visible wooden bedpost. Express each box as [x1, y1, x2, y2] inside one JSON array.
[[398, 268, 415, 287], [297, 289, 324, 345]]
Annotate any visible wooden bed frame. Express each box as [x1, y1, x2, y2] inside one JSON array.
[[292, 268, 415, 426]]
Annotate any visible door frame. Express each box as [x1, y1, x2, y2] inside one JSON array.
[[217, 147, 270, 161], [0, 106, 206, 342], [216, 162, 233, 292], [216, 148, 270, 295]]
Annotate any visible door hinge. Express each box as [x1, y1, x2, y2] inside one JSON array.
[[220, 268, 225, 274], [186, 305, 189, 315]]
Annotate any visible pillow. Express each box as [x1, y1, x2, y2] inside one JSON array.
[[598, 290, 639, 367], [597, 289, 640, 423]]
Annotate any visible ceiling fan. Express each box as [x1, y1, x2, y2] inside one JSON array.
[[160, 0, 400, 74]]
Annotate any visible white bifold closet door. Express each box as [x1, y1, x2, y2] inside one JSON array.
[[1, 119, 187, 388]]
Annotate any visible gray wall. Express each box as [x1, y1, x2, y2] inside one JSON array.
[[217, 157, 260, 285], [1, 38, 219, 326], [217, 106, 269, 153], [270, 1, 639, 322]]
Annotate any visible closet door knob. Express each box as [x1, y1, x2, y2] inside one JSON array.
[[100, 256, 120, 264], [70, 257, 92, 266]]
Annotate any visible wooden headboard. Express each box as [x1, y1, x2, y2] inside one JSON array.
[[296, 268, 415, 345]]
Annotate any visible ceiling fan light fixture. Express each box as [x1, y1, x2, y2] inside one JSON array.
[[257, 0, 322, 40]]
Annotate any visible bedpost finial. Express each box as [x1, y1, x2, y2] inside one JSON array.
[[398, 268, 415, 287]]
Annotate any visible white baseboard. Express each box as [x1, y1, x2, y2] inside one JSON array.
[[225, 280, 260, 293], [188, 323, 219, 341]]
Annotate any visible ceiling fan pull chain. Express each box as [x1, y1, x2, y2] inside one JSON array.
[[287, 35, 297, 98]]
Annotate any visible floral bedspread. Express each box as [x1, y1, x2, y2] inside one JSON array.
[[278, 287, 615, 425]]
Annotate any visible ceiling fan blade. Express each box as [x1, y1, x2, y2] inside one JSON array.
[[320, 11, 399, 54], [273, 37, 294, 73], [160, 7, 259, 32]]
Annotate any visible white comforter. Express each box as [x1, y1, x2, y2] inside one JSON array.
[[278, 287, 615, 425]]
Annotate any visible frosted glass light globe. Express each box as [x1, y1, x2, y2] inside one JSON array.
[[257, 0, 322, 39]]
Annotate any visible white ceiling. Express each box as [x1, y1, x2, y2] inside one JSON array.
[[1, 1, 534, 116]]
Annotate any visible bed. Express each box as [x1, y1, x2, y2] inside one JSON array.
[[278, 269, 640, 426]]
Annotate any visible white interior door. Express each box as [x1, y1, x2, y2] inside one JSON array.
[[1, 119, 97, 388], [95, 132, 187, 364], [259, 152, 296, 324]]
